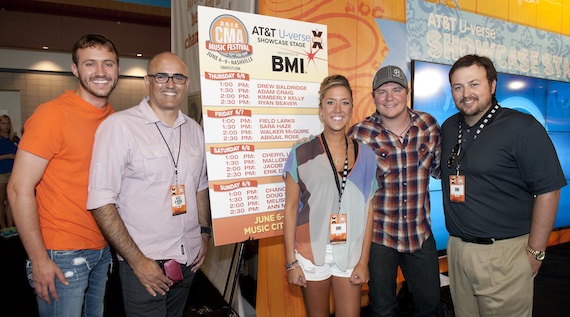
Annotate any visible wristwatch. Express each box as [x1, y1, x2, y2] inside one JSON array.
[[200, 226, 212, 237], [526, 245, 546, 261]]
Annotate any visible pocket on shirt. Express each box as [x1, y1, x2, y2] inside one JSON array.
[[418, 143, 435, 169], [182, 143, 205, 183], [141, 146, 172, 182]]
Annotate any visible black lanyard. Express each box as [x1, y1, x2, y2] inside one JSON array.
[[455, 102, 500, 171], [155, 123, 182, 184], [321, 133, 349, 212]]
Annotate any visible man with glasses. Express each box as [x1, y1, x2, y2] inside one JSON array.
[[348, 65, 442, 316], [441, 54, 566, 316], [87, 52, 211, 317], [8, 34, 118, 317]]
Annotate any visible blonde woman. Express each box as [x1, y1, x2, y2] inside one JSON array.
[[283, 75, 378, 317], [0, 115, 19, 238]]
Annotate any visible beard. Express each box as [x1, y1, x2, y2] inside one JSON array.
[[458, 95, 492, 116], [78, 73, 118, 99]]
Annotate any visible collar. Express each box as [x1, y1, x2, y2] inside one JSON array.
[[141, 96, 186, 128], [459, 99, 501, 129], [372, 108, 419, 131]]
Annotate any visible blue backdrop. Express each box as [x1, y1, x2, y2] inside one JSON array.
[[412, 60, 570, 251]]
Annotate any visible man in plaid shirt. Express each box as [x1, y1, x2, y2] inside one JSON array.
[[348, 65, 442, 316]]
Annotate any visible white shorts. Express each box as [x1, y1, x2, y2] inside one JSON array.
[[295, 244, 353, 281]]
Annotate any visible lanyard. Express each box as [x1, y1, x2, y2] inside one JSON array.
[[458, 102, 500, 144], [321, 132, 349, 212], [455, 102, 500, 172], [155, 123, 182, 184]]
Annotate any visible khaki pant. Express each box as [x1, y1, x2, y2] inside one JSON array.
[[447, 235, 533, 317]]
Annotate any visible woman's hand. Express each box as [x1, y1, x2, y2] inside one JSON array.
[[349, 262, 369, 286], [287, 265, 307, 288]]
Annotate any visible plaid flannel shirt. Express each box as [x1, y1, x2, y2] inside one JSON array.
[[348, 109, 441, 253]]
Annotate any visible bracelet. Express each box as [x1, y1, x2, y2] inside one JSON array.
[[285, 260, 298, 270], [286, 263, 299, 271]]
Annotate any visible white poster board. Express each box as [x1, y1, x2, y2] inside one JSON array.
[[197, 6, 328, 246]]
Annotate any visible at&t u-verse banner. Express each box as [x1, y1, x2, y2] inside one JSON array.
[[407, 0, 570, 82]]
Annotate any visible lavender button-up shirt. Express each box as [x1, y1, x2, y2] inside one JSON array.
[[87, 97, 208, 264]]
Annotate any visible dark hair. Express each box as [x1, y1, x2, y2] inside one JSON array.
[[318, 75, 353, 106], [72, 34, 119, 65], [449, 54, 497, 88]]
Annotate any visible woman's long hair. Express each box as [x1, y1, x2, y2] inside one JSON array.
[[0, 115, 16, 142]]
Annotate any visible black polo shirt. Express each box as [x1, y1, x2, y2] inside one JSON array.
[[441, 105, 566, 240]]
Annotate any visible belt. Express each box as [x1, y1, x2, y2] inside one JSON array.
[[460, 236, 519, 244], [460, 237, 496, 244], [457, 234, 527, 245]]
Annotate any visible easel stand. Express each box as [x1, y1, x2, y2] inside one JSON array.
[[220, 240, 247, 317]]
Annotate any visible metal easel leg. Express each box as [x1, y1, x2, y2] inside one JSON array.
[[222, 241, 246, 317]]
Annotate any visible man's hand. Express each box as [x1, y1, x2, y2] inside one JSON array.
[[32, 257, 68, 303], [91, 204, 172, 296], [190, 235, 209, 272], [527, 253, 543, 277], [131, 257, 173, 297]]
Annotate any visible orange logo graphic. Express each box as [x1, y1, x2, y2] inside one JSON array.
[[207, 14, 253, 58]]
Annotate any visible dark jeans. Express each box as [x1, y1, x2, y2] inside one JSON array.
[[119, 260, 196, 317], [368, 235, 440, 317]]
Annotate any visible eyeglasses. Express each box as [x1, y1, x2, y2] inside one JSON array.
[[147, 73, 188, 84], [447, 143, 462, 168]]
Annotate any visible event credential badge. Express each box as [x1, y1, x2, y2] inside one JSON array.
[[171, 184, 187, 215], [449, 175, 465, 203], [330, 214, 347, 244]]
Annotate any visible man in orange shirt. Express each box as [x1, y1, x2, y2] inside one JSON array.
[[8, 34, 118, 317]]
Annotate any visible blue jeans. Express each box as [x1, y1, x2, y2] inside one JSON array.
[[368, 235, 440, 317], [119, 260, 196, 317], [27, 246, 112, 317]]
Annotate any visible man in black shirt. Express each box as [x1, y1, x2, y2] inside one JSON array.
[[441, 54, 566, 316]]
